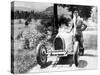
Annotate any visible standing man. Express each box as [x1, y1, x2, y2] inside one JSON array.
[[73, 10, 87, 55]]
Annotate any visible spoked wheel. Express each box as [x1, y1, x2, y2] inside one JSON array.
[[37, 44, 47, 67]]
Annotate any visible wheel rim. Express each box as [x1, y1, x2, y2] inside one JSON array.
[[40, 45, 47, 63]]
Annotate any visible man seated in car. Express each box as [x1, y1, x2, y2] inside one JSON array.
[[58, 15, 72, 33]]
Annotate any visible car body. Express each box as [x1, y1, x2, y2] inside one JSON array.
[[36, 26, 79, 67]]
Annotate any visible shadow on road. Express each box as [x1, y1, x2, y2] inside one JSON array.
[[40, 54, 90, 69], [40, 61, 52, 69], [78, 60, 88, 68], [55, 55, 88, 68], [57, 55, 73, 66]]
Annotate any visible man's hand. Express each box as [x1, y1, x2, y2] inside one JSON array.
[[81, 23, 87, 31]]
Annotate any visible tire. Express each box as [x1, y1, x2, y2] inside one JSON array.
[[74, 42, 79, 67], [74, 51, 79, 67], [79, 48, 84, 56], [81, 48, 84, 56], [37, 44, 47, 67]]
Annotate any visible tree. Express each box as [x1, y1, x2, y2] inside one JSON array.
[[58, 4, 93, 20], [78, 6, 92, 20]]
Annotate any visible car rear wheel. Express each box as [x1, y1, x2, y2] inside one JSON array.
[[79, 48, 84, 56]]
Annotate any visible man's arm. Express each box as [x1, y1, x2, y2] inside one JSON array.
[[69, 21, 74, 32]]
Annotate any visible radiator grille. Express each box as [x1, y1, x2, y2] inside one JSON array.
[[54, 37, 63, 50]]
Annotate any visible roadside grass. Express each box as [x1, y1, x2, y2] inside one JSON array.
[[13, 22, 40, 74], [14, 49, 37, 73]]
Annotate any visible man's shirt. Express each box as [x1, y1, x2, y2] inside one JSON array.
[[74, 17, 87, 36]]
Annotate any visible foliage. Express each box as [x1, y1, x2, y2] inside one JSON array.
[[58, 4, 93, 20]]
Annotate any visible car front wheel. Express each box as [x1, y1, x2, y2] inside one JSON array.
[[74, 41, 79, 67], [37, 44, 47, 67]]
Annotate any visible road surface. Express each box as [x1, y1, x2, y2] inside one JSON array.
[[28, 49, 98, 73]]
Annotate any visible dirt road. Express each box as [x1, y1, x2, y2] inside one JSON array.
[[28, 30, 98, 73], [28, 49, 98, 73]]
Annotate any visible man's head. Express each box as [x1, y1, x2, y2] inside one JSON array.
[[73, 10, 79, 18], [59, 15, 71, 27]]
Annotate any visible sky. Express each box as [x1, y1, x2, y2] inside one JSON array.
[[14, 1, 53, 11]]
